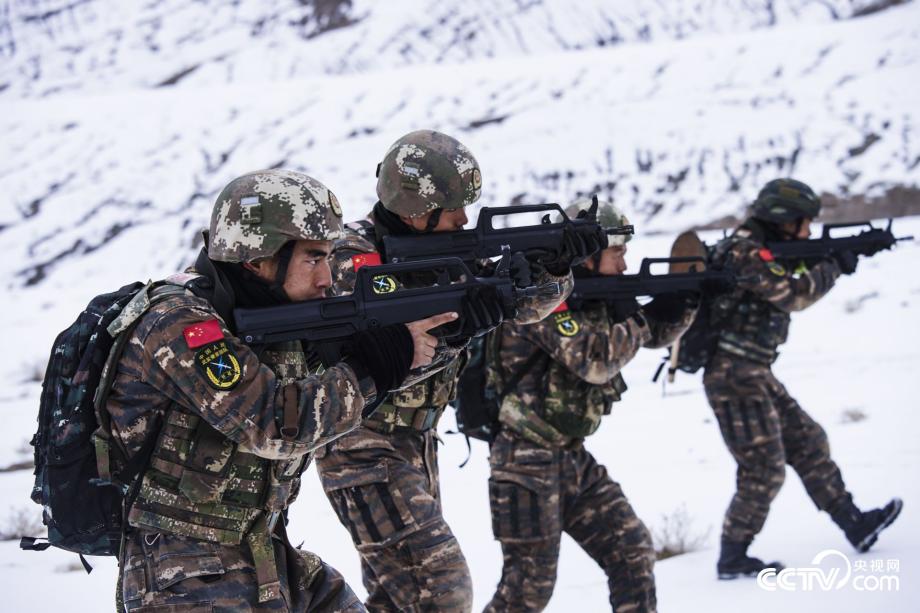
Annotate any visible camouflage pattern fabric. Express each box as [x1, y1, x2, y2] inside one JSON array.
[[316, 427, 472, 612], [708, 224, 840, 364], [492, 300, 695, 447], [121, 528, 363, 612], [376, 130, 481, 218], [704, 355, 852, 544], [564, 198, 632, 247], [209, 169, 346, 263], [108, 286, 376, 611], [316, 214, 571, 611], [703, 220, 850, 545], [484, 430, 656, 612]]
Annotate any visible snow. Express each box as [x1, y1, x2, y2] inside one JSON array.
[[1, 0, 919, 610]]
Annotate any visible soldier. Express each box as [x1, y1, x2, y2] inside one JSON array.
[[483, 200, 697, 613], [704, 178, 902, 579], [106, 169, 455, 612], [315, 130, 590, 612]]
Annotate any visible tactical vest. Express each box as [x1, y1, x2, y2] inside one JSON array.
[[710, 233, 791, 365], [119, 279, 311, 603], [364, 356, 463, 433], [496, 303, 627, 445]]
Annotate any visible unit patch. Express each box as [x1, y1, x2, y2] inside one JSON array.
[[553, 310, 580, 337], [766, 261, 787, 276], [371, 274, 398, 295], [195, 340, 242, 390]]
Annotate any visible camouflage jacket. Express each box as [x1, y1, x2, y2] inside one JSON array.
[[709, 222, 840, 364], [491, 299, 695, 447], [328, 215, 573, 417]]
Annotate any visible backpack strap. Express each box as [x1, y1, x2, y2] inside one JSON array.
[[93, 280, 198, 485]]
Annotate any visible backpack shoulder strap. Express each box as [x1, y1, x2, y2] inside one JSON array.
[[93, 278, 201, 484]]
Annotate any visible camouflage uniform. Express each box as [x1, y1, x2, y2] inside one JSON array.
[[317, 129, 572, 612], [316, 216, 571, 612], [107, 170, 369, 612], [484, 297, 695, 612], [703, 219, 854, 545]]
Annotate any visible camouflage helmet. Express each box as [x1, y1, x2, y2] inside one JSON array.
[[376, 130, 482, 218], [566, 198, 632, 246], [750, 178, 821, 223], [209, 169, 345, 263]]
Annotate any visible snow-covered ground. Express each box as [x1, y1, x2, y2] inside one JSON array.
[[1, 217, 917, 612]]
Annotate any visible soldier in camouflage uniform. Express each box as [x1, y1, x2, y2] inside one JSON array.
[[483, 200, 697, 613], [105, 169, 454, 612], [315, 130, 588, 612], [704, 178, 902, 579]]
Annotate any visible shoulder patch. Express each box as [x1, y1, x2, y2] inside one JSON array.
[[184, 319, 224, 349], [766, 261, 787, 276], [553, 311, 580, 337], [371, 274, 398, 295], [195, 340, 242, 390], [351, 252, 382, 271], [551, 301, 570, 314]]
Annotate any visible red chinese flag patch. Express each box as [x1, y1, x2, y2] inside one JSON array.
[[758, 248, 775, 262], [183, 319, 224, 349], [351, 252, 382, 271], [552, 301, 570, 313]]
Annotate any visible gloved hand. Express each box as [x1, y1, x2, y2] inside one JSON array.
[[641, 292, 698, 325], [459, 285, 506, 338], [509, 251, 535, 289], [345, 323, 414, 401], [701, 274, 736, 296], [831, 250, 858, 275], [542, 224, 607, 275], [609, 298, 641, 323]]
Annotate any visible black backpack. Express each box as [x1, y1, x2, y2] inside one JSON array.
[[21, 281, 186, 567], [452, 332, 543, 444]]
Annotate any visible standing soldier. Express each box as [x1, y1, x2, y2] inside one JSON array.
[[483, 201, 697, 613], [316, 130, 588, 612], [704, 178, 902, 579], [106, 169, 453, 611]]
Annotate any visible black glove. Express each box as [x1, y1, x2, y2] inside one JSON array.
[[831, 250, 858, 275], [641, 292, 698, 325], [543, 225, 607, 275], [459, 285, 505, 338], [609, 298, 641, 323], [345, 324, 414, 402], [509, 251, 535, 289], [700, 274, 736, 296]]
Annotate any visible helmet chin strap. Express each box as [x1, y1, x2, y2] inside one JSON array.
[[423, 208, 443, 233], [269, 241, 295, 302]]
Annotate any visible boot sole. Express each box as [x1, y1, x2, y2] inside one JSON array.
[[857, 498, 903, 553], [717, 563, 784, 581]]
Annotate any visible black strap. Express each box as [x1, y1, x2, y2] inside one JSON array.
[[19, 536, 51, 551]]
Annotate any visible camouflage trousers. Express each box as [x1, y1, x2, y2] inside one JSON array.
[[704, 353, 852, 544], [316, 425, 473, 612], [484, 429, 656, 613], [120, 527, 363, 612]]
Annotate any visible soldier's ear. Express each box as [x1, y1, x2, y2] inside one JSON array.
[[243, 257, 276, 281]]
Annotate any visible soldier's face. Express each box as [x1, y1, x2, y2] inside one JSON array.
[[780, 217, 812, 240], [401, 208, 468, 232], [245, 240, 333, 301], [585, 245, 628, 276]]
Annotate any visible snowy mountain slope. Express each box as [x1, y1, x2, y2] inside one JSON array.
[[1, 0, 901, 98], [1, 218, 917, 612], [2, 0, 918, 319]]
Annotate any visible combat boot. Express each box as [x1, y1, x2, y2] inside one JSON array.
[[831, 498, 903, 553], [716, 540, 783, 580]]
